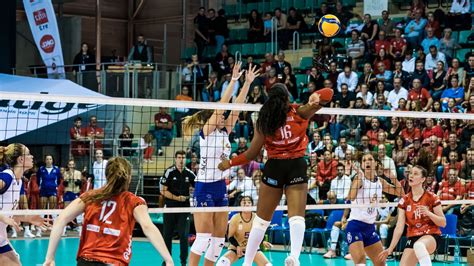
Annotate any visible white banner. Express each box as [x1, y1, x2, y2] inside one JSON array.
[[363, 0, 388, 17], [23, 0, 65, 79]]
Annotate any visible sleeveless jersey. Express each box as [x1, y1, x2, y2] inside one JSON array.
[[197, 129, 231, 183], [348, 175, 383, 224], [228, 213, 255, 251], [0, 169, 22, 247], [398, 191, 442, 237], [265, 104, 309, 159], [77, 191, 146, 265]]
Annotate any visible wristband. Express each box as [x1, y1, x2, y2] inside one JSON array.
[[228, 236, 240, 247], [229, 154, 251, 167], [231, 77, 239, 81]]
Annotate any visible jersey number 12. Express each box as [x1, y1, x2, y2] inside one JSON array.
[[99, 200, 117, 224]]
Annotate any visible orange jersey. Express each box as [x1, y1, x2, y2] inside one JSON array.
[[398, 191, 441, 237], [265, 104, 309, 159], [77, 191, 146, 265]]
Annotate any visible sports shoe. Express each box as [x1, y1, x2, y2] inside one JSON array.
[[11, 228, 17, 238], [158, 149, 163, 156], [35, 229, 42, 238], [284, 256, 300, 266], [24, 228, 35, 238], [323, 249, 337, 258], [62, 227, 67, 237]]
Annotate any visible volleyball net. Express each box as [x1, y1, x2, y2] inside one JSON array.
[[1, 91, 473, 221]]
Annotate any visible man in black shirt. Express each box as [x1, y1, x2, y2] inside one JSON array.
[[332, 83, 356, 108], [127, 34, 152, 63], [194, 7, 209, 59], [160, 150, 196, 266]]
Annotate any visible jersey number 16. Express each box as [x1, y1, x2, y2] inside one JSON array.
[[279, 125, 292, 140]]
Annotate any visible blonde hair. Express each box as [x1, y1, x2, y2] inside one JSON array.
[[81, 157, 132, 204], [182, 110, 214, 139], [0, 144, 26, 167], [144, 133, 154, 144]]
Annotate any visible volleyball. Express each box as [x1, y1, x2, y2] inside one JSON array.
[[318, 14, 341, 37]]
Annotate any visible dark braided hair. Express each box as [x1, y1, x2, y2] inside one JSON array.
[[256, 83, 290, 136]]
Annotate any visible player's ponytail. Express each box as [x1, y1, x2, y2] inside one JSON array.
[[182, 109, 214, 139], [81, 157, 132, 204], [0, 143, 26, 168], [256, 83, 290, 136], [414, 149, 433, 179]]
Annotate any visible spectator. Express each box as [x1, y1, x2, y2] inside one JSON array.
[[263, 12, 274, 40], [326, 62, 339, 87], [214, 44, 232, 78], [308, 67, 325, 91], [425, 135, 443, 179], [407, 78, 433, 111], [377, 144, 397, 178], [458, 182, 474, 236], [213, 9, 228, 54], [69, 117, 88, 169], [316, 37, 336, 63], [374, 131, 392, 156], [442, 132, 466, 165], [441, 76, 465, 110], [421, 28, 440, 54], [412, 61, 431, 89], [193, 7, 209, 59], [160, 150, 195, 266], [316, 150, 338, 200], [300, 81, 316, 104], [234, 138, 248, 154], [367, 118, 385, 146], [336, 65, 358, 93], [247, 85, 266, 104], [375, 30, 391, 55], [444, 119, 463, 141], [425, 12, 441, 38], [358, 135, 373, 153], [204, 71, 218, 102], [333, 1, 354, 31], [282, 66, 297, 101], [260, 53, 275, 77], [248, 9, 264, 42], [409, 0, 426, 17], [404, 10, 427, 49], [407, 138, 423, 165], [392, 136, 408, 179], [140, 133, 154, 163], [272, 51, 292, 76], [390, 28, 407, 60], [397, 98, 408, 111], [274, 8, 289, 50], [387, 117, 402, 143], [421, 118, 444, 140], [466, 92, 474, 113], [374, 81, 390, 104], [460, 148, 474, 181], [446, 0, 471, 30], [361, 14, 379, 53], [466, 55, 474, 80], [85, 115, 105, 152], [372, 94, 390, 112], [357, 83, 374, 106], [220, 71, 240, 100], [228, 168, 255, 206], [234, 112, 251, 140], [425, 45, 447, 72], [330, 163, 352, 200], [152, 107, 173, 156], [307, 153, 319, 202], [439, 28, 461, 61], [264, 68, 280, 92], [314, 2, 331, 21], [334, 136, 355, 160], [375, 61, 393, 88], [346, 30, 365, 71], [118, 125, 134, 157], [72, 42, 95, 74], [416, 45, 427, 64], [332, 83, 356, 108], [442, 151, 463, 180], [175, 86, 193, 137], [341, 149, 360, 179], [430, 61, 447, 101], [393, 61, 411, 89], [128, 34, 152, 63], [402, 51, 416, 74], [92, 149, 108, 189], [359, 63, 376, 92], [379, 10, 394, 36], [438, 169, 464, 213], [446, 58, 466, 87], [374, 49, 392, 75], [387, 78, 408, 110], [287, 7, 306, 35], [186, 152, 199, 175], [308, 132, 325, 155], [400, 118, 422, 145], [183, 55, 206, 95]]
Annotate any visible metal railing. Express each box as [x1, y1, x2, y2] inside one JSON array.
[[292, 31, 300, 51], [270, 17, 278, 54]]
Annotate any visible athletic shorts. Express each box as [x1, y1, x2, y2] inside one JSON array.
[[20, 185, 25, 196], [346, 220, 380, 247], [64, 191, 80, 202], [194, 180, 228, 207], [0, 244, 12, 254], [39, 189, 57, 197], [405, 234, 442, 252], [77, 257, 114, 266], [229, 248, 261, 255], [262, 157, 307, 188]]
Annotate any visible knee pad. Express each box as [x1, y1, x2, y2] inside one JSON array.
[[413, 241, 429, 259], [204, 237, 225, 262], [379, 224, 388, 239], [355, 264, 366, 266], [288, 216, 305, 227], [265, 263, 273, 266], [253, 215, 271, 231], [215, 256, 231, 266], [190, 233, 211, 255]]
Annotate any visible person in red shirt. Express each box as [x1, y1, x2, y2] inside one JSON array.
[[400, 119, 422, 145], [43, 157, 173, 266], [374, 30, 391, 56], [85, 115, 105, 152], [438, 168, 465, 213], [219, 84, 325, 266], [407, 79, 433, 111], [389, 28, 407, 60], [421, 118, 443, 140], [366, 118, 385, 147], [316, 150, 338, 200], [152, 107, 174, 156], [379, 154, 446, 266], [70, 117, 87, 156], [441, 151, 462, 181]]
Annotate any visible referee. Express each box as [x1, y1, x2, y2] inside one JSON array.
[[160, 150, 196, 266]]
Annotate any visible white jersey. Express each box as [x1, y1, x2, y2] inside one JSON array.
[[93, 159, 108, 189], [0, 169, 22, 247], [348, 175, 383, 224], [197, 129, 231, 183]]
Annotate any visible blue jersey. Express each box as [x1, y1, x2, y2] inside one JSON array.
[[37, 166, 61, 191]]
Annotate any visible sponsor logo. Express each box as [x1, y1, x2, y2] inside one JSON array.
[[347, 232, 352, 243], [263, 176, 278, 186], [40, 34, 55, 53], [290, 176, 304, 184], [0, 100, 97, 115], [33, 8, 48, 26]]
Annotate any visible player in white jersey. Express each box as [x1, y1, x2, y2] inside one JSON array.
[[0, 144, 48, 265], [182, 62, 259, 266], [342, 153, 403, 266]]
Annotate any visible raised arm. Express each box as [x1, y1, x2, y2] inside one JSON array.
[[218, 129, 266, 170], [297, 92, 322, 119]]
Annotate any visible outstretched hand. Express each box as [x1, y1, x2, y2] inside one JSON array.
[[245, 63, 261, 84], [378, 248, 392, 263], [308, 92, 320, 107], [231, 61, 244, 81]]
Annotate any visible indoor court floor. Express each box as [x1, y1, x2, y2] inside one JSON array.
[[11, 238, 469, 266]]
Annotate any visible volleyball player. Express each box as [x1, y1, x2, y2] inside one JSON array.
[[379, 153, 446, 266], [216, 196, 272, 266], [0, 144, 49, 266], [183, 62, 259, 266], [219, 84, 331, 266], [342, 153, 404, 266], [42, 157, 173, 266]]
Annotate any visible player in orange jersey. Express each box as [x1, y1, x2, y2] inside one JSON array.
[[379, 152, 446, 266], [219, 84, 331, 266], [43, 157, 173, 266]]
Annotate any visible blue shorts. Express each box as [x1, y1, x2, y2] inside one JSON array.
[[20, 184, 25, 196], [346, 220, 380, 247], [64, 191, 79, 202], [0, 244, 13, 254], [194, 180, 228, 207], [40, 189, 57, 197]]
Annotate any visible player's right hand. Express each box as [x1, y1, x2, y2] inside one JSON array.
[[43, 258, 55, 266], [164, 259, 174, 266], [378, 248, 392, 263], [218, 160, 231, 171]]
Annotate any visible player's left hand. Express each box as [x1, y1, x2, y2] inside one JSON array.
[[29, 215, 52, 230], [308, 92, 320, 107], [378, 248, 391, 263], [245, 63, 260, 83], [43, 258, 55, 266], [1, 216, 21, 232], [263, 241, 273, 249], [417, 205, 431, 216], [218, 159, 231, 171]]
